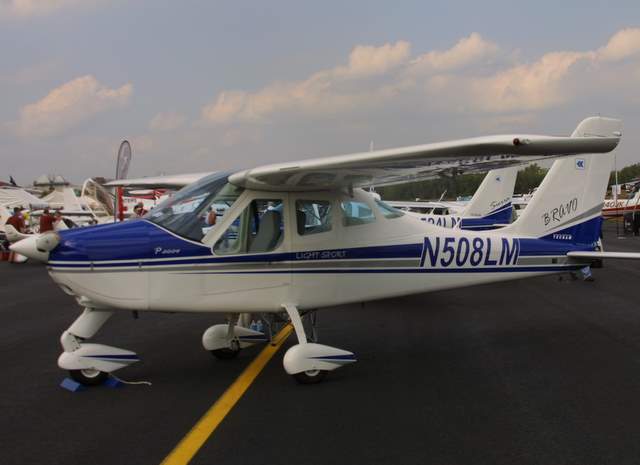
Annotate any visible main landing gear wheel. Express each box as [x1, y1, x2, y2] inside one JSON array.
[[210, 339, 241, 360], [69, 368, 109, 386], [293, 369, 327, 385], [210, 347, 240, 360]]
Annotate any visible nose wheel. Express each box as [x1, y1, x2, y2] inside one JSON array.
[[69, 368, 109, 386], [58, 308, 140, 387]]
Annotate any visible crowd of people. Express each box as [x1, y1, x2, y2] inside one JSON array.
[[5, 206, 64, 234]]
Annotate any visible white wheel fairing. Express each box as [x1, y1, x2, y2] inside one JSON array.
[[202, 324, 268, 351], [58, 343, 139, 373], [283, 343, 356, 375]]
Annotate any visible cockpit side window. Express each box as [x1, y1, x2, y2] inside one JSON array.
[[340, 200, 376, 227], [214, 199, 284, 255], [147, 172, 244, 242], [296, 200, 332, 236]]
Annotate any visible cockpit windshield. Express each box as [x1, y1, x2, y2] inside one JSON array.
[[146, 172, 244, 242]]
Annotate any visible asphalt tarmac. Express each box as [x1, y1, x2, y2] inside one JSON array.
[[2, 221, 640, 465]]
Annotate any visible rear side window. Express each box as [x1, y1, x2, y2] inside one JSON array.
[[296, 200, 332, 236], [375, 200, 404, 219], [340, 201, 375, 227]]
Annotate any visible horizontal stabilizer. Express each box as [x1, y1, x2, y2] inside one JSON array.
[[571, 116, 623, 138], [567, 251, 640, 260]]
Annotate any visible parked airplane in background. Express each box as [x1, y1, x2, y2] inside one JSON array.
[[104, 172, 214, 219], [602, 183, 640, 217], [11, 117, 635, 386], [38, 179, 114, 227], [511, 190, 536, 219], [0, 186, 47, 213], [386, 166, 517, 230]]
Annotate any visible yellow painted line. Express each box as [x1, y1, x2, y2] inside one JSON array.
[[160, 324, 293, 465]]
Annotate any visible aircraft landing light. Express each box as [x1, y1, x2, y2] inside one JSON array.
[[160, 324, 293, 465]]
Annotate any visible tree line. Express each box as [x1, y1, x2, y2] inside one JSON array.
[[378, 162, 640, 201]]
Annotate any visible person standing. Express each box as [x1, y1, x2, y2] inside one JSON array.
[[5, 207, 26, 264], [53, 210, 64, 229], [39, 208, 55, 233], [6, 207, 25, 233], [133, 202, 148, 218]]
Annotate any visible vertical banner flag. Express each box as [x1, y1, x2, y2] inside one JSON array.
[[115, 140, 132, 221], [115, 140, 132, 180]]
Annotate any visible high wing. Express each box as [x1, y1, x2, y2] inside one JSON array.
[[104, 172, 215, 189], [229, 117, 621, 192]]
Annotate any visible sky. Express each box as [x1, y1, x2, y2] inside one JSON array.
[[1, 0, 640, 184]]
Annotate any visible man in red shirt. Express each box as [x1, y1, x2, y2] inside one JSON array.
[[39, 208, 55, 233], [133, 202, 148, 218], [6, 207, 25, 233]]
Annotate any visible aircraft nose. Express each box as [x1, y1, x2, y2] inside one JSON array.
[[9, 232, 60, 263]]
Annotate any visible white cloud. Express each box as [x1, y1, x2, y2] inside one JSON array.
[[149, 112, 186, 131], [598, 28, 640, 61], [199, 28, 640, 125], [340, 41, 411, 78], [468, 51, 592, 112], [201, 41, 410, 124], [0, 0, 104, 18], [410, 33, 499, 73], [465, 28, 640, 113], [15, 75, 132, 137]]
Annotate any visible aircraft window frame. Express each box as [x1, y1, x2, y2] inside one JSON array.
[[213, 198, 285, 255], [295, 199, 333, 236], [375, 200, 405, 219], [146, 172, 245, 242], [340, 200, 376, 227]]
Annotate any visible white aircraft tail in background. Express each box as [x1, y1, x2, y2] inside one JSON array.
[[389, 166, 517, 230], [458, 166, 517, 229]]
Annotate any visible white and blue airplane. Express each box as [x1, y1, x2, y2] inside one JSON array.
[[10, 116, 636, 385], [387, 166, 517, 230]]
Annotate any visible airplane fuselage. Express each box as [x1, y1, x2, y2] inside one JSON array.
[[47, 189, 594, 314]]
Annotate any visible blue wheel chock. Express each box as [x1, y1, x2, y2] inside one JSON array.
[[60, 376, 123, 391], [102, 376, 123, 388], [60, 378, 86, 392]]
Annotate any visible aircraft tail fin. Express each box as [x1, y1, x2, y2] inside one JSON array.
[[460, 167, 517, 225], [504, 117, 621, 243]]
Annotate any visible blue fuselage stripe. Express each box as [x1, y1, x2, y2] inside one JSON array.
[[48, 214, 600, 272], [178, 265, 582, 275]]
